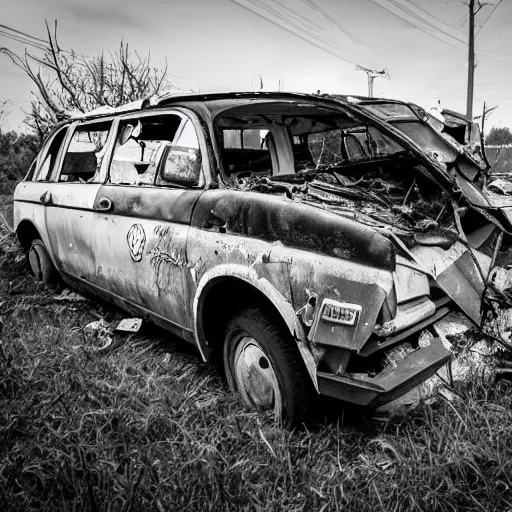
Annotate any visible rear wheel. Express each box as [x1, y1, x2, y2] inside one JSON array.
[[223, 307, 312, 426], [27, 238, 59, 285]]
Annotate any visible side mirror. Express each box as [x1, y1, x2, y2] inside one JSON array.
[[161, 146, 201, 186], [119, 124, 135, 146], [119, 121, 142, 146]]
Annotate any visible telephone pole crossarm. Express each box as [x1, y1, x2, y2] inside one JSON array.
[[356, 66, 387, 98]]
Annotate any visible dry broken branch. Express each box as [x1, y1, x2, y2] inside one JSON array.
[[1, 21, 171, 135]]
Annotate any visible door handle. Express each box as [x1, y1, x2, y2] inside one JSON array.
[[40, 191, 52, 205], [96, 197, 113, 212]]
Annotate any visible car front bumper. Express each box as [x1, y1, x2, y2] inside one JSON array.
[[316, 336, 451, 407]]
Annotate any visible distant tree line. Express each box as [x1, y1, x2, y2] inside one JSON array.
[[485, 126, 512, 146], [0, 130, 38, 193]]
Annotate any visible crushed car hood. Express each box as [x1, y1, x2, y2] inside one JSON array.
[[327, 95, 512, 227]]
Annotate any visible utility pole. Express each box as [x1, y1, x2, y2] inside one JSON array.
[[356, 66, 387, 98], [466, 0, 494, 119], [466, 0, 475, 120]]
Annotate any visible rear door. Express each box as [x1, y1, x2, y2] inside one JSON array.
[[90, 109, 207, 335], [44, 119, 116, 281], [14, 125, 70, 256]]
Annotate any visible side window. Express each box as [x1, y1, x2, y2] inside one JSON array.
[[308, 129, 343, 167], [367, 127, 403, 157], [174, 120, 199, 149], [159, 119, 203, 186], [345, 130, 369, 161], [32, 127, 68, 182], [222, 129, 266, 150], [342, 127, 401, 161], [223, 129, 242, 149], [109, 114, 182, 185], [59, 121, 112, 183], [243, 129, 265, 149], [220, 128, 270, 175]]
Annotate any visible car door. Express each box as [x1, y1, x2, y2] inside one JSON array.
[[14, 125, 70, 257], [90, 109, 206, 336], [43, 118, 116, 282]]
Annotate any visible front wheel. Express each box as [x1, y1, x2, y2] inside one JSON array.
[[223, 307, 313, 426]]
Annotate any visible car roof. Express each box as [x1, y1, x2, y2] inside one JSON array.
[[67, 90, 414, 123]]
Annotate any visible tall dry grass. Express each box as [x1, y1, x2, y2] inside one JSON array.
[[1, 196, 512, 511]]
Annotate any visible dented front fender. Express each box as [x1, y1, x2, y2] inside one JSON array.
[[192, 263, 318, 388]]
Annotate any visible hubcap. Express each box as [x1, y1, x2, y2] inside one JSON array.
[[233, 336, 281, 413]]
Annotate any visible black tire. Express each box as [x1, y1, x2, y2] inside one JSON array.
[[223, 306, 313, 426], [27, 238, 59, 286]]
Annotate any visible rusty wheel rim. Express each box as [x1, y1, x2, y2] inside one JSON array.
[[232, 336, 282, 414]]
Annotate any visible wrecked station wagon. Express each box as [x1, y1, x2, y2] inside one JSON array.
[[13, 91, 512, 424]]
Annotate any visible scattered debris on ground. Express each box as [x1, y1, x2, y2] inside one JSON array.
[[53, 288, 88, 302], [115, 317, 143, 333], [83, 318, 114, 350]]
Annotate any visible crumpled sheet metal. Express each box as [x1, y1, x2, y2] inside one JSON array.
[[374, 313, 497, 420], [482, 266, 512, 346], [238, 169, 453, 241]]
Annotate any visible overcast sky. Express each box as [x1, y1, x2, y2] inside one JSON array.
[[1, 0, 511, 131]]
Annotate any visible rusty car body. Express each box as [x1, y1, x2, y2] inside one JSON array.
[[13, 91, 512, 424]]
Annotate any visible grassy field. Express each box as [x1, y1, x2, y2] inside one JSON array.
[[2, 194, 512, 511]]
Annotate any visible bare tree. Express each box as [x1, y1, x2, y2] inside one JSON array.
[[0, 100, 14, 127], [1, 21, 170, 139]]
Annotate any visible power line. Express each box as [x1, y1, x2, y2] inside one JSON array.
[[396, 0, 466, 45], [0, 24, 47, 44], [231, 0, 370, 68], [300, 0, 391, 66], [476, 0, 503, 35], [0, 30, 49, 51], [406, 0, 462, 30], [0, 23, 222, 92], [369, 0, 467, 49], [369, 0, 512, 66], [299, 0, 361, 45], [453, 12, 468, 28]]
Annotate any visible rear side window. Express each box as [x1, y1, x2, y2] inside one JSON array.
[[345, 130, 369, 160], [222, 129, 267, 150], [220, 128, 270, 175], [59, 121, 112, 183], [223, 130, 242, 149], [32, 127, 68, 182]]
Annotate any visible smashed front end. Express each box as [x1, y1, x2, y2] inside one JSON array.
[[217, 95, 512, 407], [293, 166, 512, 406]]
